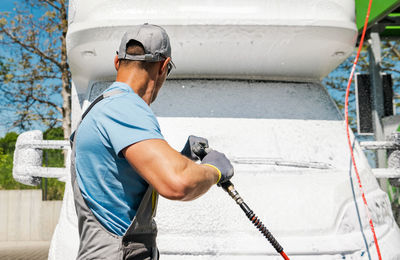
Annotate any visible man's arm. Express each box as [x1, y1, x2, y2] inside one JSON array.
[[122, 139, 219, 201]]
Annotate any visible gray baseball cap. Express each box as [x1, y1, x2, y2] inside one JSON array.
[[117, 23, 174, 67]]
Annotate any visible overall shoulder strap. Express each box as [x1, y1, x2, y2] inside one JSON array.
[[81, 89, 125, 121], [70, 89, 125, 143], [80, 95, 104, 121]]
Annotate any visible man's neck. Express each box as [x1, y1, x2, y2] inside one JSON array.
[[116, 70, 155, 105]]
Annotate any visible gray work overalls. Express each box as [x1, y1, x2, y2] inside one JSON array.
[[70, 90, 159, 260]]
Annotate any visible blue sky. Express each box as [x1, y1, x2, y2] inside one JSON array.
[[0, 1, 18, 12]]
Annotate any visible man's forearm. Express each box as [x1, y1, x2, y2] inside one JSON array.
[[177, 160, 219, 201], [123, 139, 219, 201]]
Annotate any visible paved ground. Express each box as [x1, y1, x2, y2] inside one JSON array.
[[0, 241, 50, 260]]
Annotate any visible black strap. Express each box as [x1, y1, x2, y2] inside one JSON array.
[[70, 95, 105, 145], [70, 89, 125, 144], [81, 94, 105, 121], [70, 95, 104, 144]]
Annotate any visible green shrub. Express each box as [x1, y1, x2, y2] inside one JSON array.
[[0, 128, 65, 200], [0, 147, 37, 190]]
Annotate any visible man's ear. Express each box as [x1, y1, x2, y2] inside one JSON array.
[[114, 55, 120, 71], [159, 57, 171, 75]]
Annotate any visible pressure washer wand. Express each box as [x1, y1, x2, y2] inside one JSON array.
[[193, 144, 289, 260], [219, 181, 290, 260]]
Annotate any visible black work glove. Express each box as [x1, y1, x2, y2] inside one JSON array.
[[201, 150, 234, 185], [181, 135, 209, 161]]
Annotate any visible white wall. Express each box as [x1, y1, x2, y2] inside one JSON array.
[[0, 190, 62, 241]]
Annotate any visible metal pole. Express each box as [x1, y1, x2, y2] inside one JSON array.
[[44, 150, 48, 200], [368, 31, 387, 191]]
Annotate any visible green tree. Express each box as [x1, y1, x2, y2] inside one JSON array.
[[0, 132, 18, 154], [0, 0, 71, 139]]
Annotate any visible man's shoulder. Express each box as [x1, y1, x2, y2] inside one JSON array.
[[101, 82, 149, 111], [86, 87, 157, 128], [100, 93, 152, 119]]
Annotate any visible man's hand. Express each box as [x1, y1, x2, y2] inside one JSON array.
[[181, 135, 209, 161], [201, 150, 234, 185]]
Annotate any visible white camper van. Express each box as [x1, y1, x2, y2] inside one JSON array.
[[12, 0, 400, 259]]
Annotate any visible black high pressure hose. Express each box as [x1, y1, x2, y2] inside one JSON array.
[[220, 181, 289, 260], [193, 144, 290, 260]]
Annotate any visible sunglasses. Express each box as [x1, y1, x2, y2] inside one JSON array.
[[167, 62, 173, 76], [160, 54, 175, 77]]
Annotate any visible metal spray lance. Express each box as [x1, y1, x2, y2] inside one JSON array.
[[193, 144, 290, 260]]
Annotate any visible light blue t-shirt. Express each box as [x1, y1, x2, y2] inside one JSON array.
[[75, 82, 164, 236]]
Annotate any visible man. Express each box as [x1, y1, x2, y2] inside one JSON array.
[[71, 23, 234, 260]]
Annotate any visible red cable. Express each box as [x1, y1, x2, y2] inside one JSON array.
[[280, 251, 290, 260], [344, 0, 382, 259]]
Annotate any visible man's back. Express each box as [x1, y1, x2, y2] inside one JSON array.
[[75, 81, 164, 236]]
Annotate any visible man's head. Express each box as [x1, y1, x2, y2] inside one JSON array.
[[114, 24, 174, 104]]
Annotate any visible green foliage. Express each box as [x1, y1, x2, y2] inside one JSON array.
[[0, 147, 37, 190], [44, 127, 64, 140], [0, 128, 65, 200], [0, 132, 18, 154], [45, 177, 65, 200], [43, 127, 65, 168], [0, 132, 30, 189], [42, 127, 66, 199]]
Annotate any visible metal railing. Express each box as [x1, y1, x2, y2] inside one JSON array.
[[13, 130, 71, 185]]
